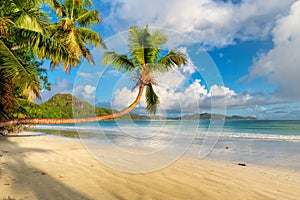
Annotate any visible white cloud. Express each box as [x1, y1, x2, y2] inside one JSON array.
[[208, 85, 236, 97], [74, 85, 96, 103], [84, 85, 96, 95], [103, 0, 295, 48], [247, 104, 300, 120], [103, 69, 123, 78], [112, 87, 139, 109], [110, 79, 281, 114], [157, 70, 185, 90], [78, 72, 93, 79], [156, 79, 208, 113], [249, 1, 300, 100]]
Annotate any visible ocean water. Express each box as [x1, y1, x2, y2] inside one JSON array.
[[37, 120, 300, 141], [36, 120, 300, 172]]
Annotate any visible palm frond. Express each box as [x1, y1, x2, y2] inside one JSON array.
[[76, 33, 94, 64], [0, 40, 24, 80], [149, 30, 167, 47], [64, 0, 93, 19], [144, 29, 167, 63], [79, 0, 93, 7], [0, 79, 17, 117], [76, 10, 101, 27], [13, 8, 50, 33], [128, 25, 167, 65], [78, 27, 106, 49], [63, 0, 93, 9], [42, 0, 64, 17], [0, 40, 40, 98], [0, 17, 14, 37], [145, 83, 160, 116], [13, 27, 71, 63], [128, 26, 150, 65], [155, 49, 188, 72], [102, 52, 136, 73]]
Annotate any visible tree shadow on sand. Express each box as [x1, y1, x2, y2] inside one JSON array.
[[0, 135, 91, 200]]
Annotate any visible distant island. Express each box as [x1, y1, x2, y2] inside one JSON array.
[[28, 94, 256, 121], [179, 113, 256, 120]]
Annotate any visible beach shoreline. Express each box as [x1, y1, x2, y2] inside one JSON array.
[[1, 132, 300, 200]]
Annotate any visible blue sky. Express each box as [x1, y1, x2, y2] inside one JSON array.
[[41, 0, 300, 119]]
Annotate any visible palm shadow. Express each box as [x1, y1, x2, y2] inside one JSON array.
[[0, 135, 91, 200]]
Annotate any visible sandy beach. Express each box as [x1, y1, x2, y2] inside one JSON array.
[[1, 133, 300, 200]]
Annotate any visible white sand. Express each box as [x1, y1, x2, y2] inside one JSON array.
[[1, 133, 299, 200]]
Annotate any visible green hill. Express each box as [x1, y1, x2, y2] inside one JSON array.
[[25, 94, 113, 118]]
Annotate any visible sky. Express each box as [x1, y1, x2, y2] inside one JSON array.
[[40, 0, 300, 119]]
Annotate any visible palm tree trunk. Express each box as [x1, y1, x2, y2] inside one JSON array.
[[0, 85, 145, 128]]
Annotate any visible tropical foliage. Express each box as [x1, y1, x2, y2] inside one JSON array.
[[24, 93, 112, 118], [102, 25, 188, 116], [0, 0, 104, 130], [0, 0, 53, 122], [46, 0, 106, 72], [0, 25, 188, 129]]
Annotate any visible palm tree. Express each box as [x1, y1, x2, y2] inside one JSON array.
[[3, 0, 105, 73], [0, 26, 188, 128], [0, 0, 67, 121], [46, 0, 106, 73], [102, 25, 188, 116], [0, 0, 107, 130], [0, 0, 74, 128]]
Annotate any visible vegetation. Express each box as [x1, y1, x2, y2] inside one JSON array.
[[24, 93, 112, 118], [0, 0, 104, 130], [0, 0, 64, 124], [16, 93, 255, 122], [46, 0, 106, 72], [19, 93, 150, 121], [102, 25, 188, 116], [0, 25, 188, 129]]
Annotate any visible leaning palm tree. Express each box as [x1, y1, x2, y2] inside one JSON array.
[[0, 26, 188, 128], [102, 26, 188, 116]]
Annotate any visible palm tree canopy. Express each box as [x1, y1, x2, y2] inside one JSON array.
[[0, 0, 72, 102], [0, 0, 98, 124], [47, 0, 106, 72], [102, 26, 188, 116], [0, 0, 111, 129], [0, 0, 62, 121]]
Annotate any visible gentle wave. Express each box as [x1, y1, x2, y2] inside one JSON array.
[[36, 124, 300, 142], [206, 132, 300, 142]]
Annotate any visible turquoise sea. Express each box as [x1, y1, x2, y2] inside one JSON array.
[[36, 120, 300, 171]]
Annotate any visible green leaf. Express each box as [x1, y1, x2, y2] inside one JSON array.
[[156, 49, 188, 72], [78, 27, 106, 49], [145, 83, 160, 116], [76, 10, 101, 27], [102, 52, 136, 73], [12, 27, 71, 63], [0, 40, 40, 98]]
